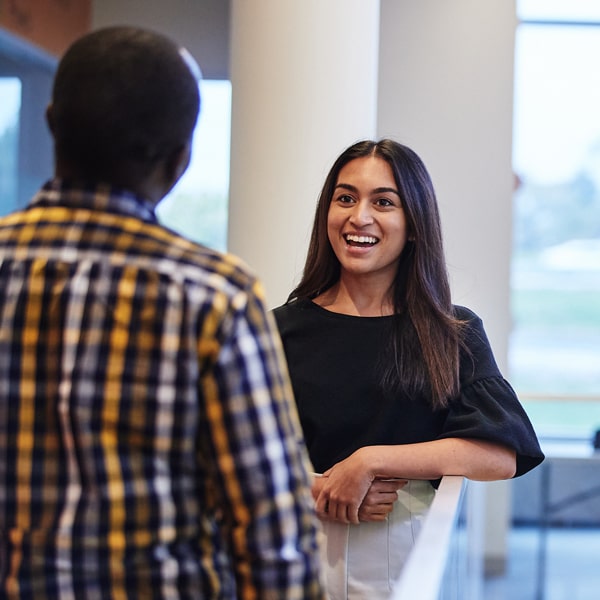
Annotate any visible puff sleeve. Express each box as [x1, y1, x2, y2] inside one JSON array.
[[438, 307, 544, 477]]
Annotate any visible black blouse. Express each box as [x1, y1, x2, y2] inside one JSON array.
[[273, 299, 544, 477]]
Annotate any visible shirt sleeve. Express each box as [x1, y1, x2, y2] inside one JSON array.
[[201, 277, 325, 600], [438, 308, 545, 477]]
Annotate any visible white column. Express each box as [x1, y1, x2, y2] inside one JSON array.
[[228, 0, 380, 307]]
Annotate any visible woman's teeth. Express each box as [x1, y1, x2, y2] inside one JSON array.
[[345, 234, 378, 245]]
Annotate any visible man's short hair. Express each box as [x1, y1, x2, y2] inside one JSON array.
[[50, 26, 201, 176]]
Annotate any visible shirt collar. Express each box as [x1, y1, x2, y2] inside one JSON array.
[[28, 179, 159, 224]]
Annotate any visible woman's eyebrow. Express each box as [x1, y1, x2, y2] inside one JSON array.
[[373, 186, 401, 197], [334, 183, 400, 197], [334, 183, 358, 193]]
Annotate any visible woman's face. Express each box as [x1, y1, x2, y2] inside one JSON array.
[[327, 155, 409, 283]]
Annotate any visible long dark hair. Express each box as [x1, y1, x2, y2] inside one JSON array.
[[288, 139, 466, 409]]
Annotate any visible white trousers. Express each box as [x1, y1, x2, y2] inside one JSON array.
[[318, 480, 435, 600]]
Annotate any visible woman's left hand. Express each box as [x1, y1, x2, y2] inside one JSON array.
[[358, 478, 407, 522]]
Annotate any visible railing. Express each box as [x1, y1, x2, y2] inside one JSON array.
[[388, 397, 600, 600], [391, 476, 480, 600]]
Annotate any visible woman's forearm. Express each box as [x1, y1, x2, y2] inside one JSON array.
[[359, 438, 517, 482], [314, 438, 516, 524]]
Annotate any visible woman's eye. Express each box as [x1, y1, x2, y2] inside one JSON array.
[[338, 194, 354, 204], [376, 198, 394, 207]]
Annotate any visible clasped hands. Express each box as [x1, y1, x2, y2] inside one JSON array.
[[312, 450, 407, 524]]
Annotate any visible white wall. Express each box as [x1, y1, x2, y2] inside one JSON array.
[[227, 0, 380, 306]]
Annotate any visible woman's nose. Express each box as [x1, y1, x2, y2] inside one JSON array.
[[349, 201, 374, 226]]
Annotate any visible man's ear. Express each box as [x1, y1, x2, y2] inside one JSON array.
[[45, 103, 56, 136], [164, 143, 192, 190]]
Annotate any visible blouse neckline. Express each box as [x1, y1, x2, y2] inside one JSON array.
[[299, 297, 397, 322]]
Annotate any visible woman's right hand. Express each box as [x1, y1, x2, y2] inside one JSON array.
[[312, 472, 406, 523]]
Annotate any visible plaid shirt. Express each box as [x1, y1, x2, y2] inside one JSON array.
[[0, 180, 324, 599]]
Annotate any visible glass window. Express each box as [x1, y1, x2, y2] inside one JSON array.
[[157, 79, 231, 252], [0, 77, 21, 215], [511, 4, 600, 437], [518, 0, 600, 22]]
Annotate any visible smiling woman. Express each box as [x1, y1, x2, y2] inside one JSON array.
[[272, 138, 544, 600]]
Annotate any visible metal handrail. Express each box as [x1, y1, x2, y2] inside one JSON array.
[[391, 475, 468, 600]]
